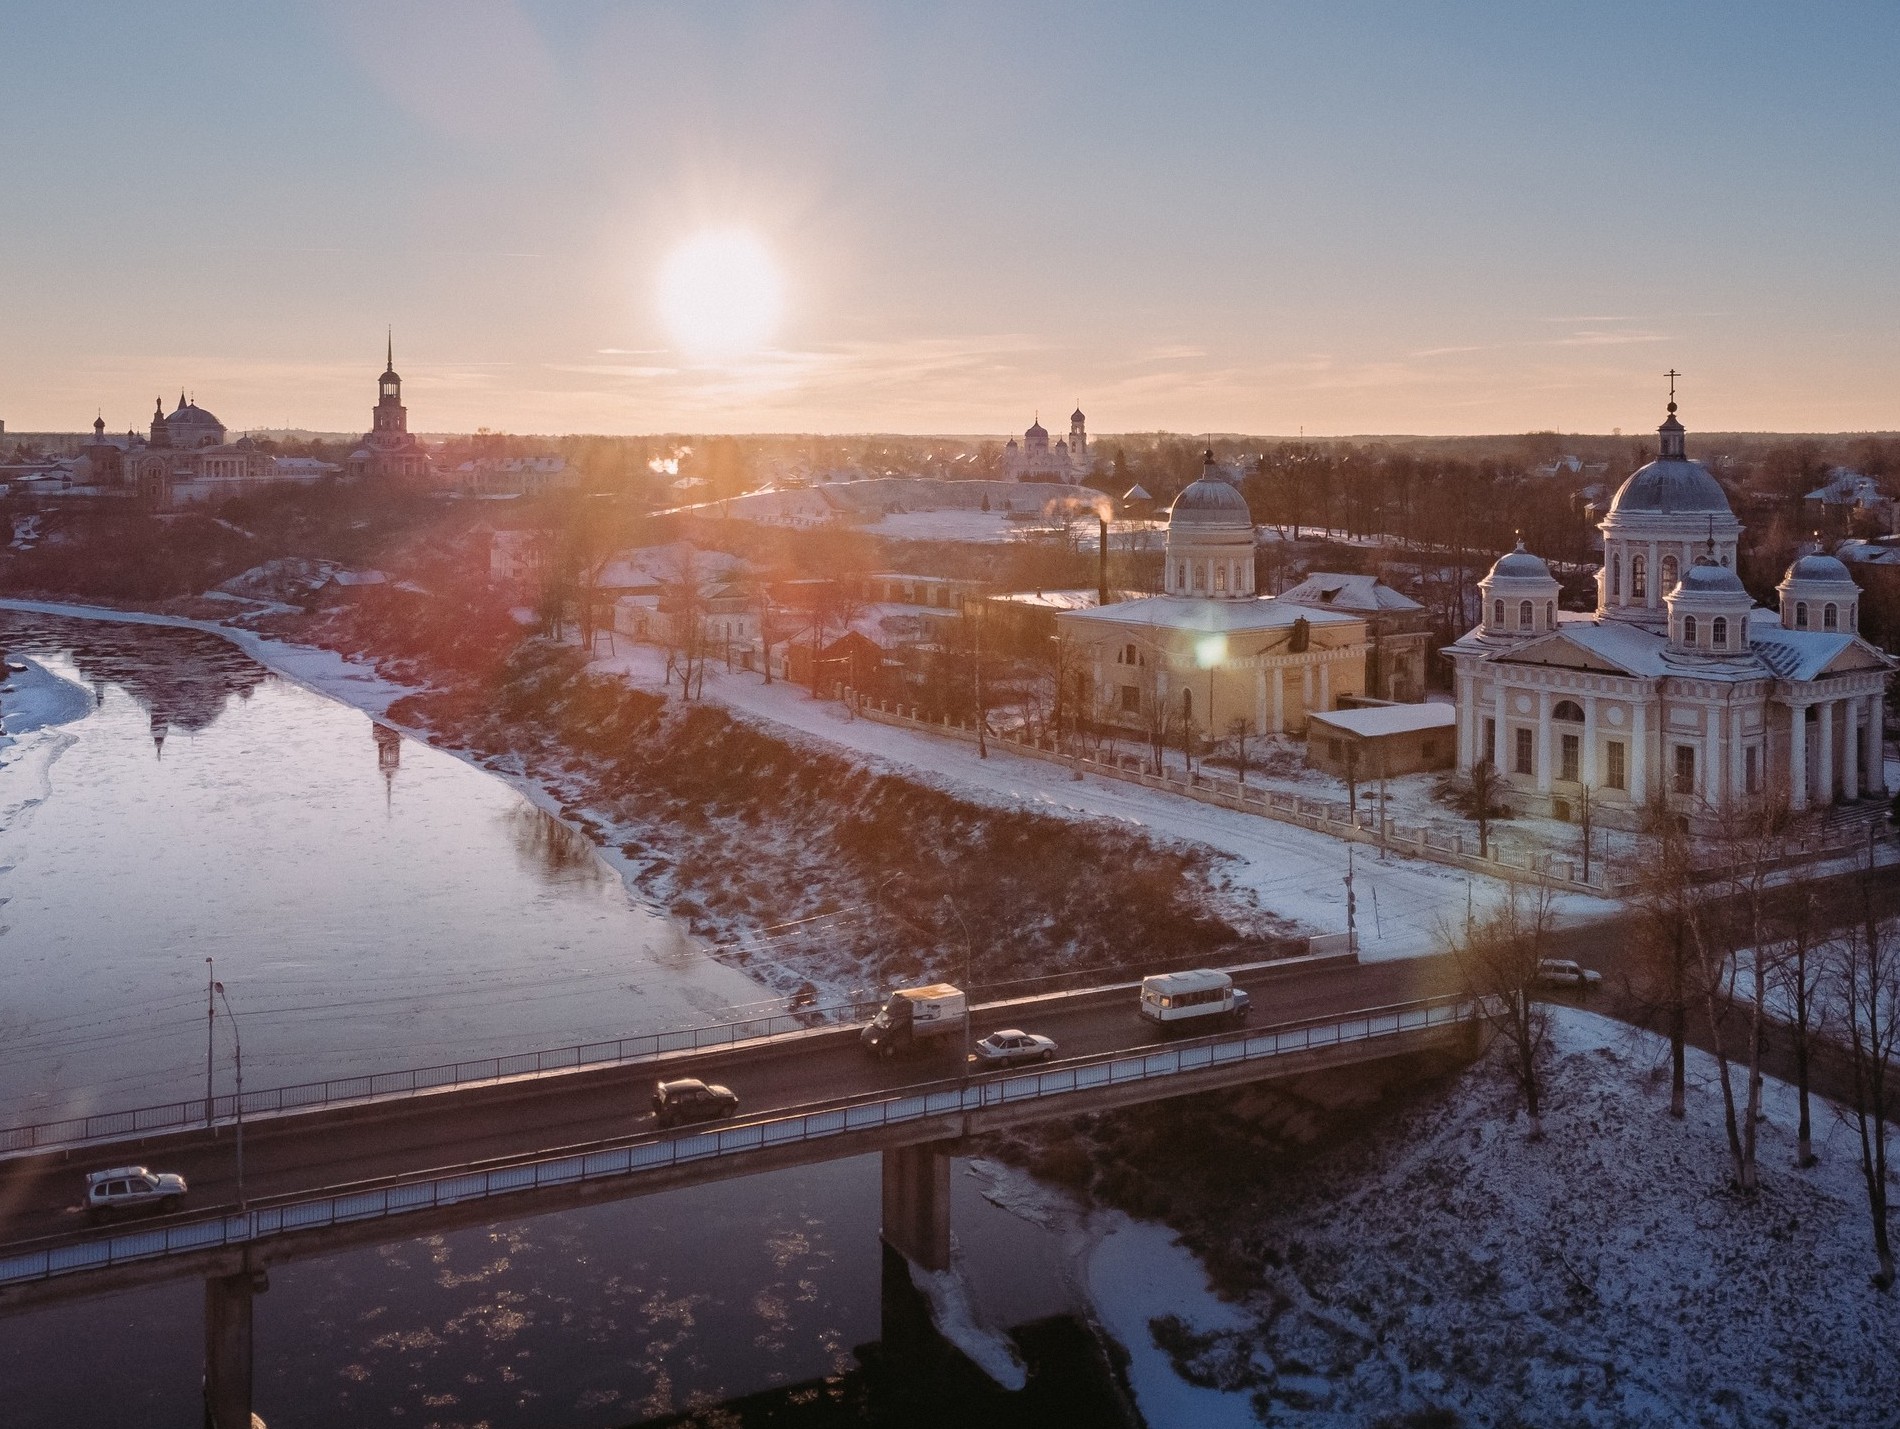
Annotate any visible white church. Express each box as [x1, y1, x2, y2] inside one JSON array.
[[1447, 397, 1893, 829]]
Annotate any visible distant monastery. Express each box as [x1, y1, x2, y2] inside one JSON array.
[[1002, 410, 1090, 483]]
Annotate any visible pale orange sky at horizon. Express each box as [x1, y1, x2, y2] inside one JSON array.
[[3, 4, 1896, 439]]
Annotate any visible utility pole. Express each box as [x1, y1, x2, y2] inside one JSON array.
[[1344, 844, 1358, 954], [214, 981, 246, 1211], [205, 957, 216, 1130]]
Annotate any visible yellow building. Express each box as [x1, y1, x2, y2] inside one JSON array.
[[1057, 451, 1367, 741]]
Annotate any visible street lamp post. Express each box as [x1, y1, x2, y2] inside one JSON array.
[[942, 897, 976, 1075], [213, 981, 246, 1211], [204, 957, 217, 1130]]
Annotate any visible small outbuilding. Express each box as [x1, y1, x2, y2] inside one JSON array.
[[1305, 702, 1456, 779]]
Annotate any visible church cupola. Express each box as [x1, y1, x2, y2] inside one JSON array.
[[1163, 448, 1256, 598], [149, 396, 172, 448], [1664, 557, 1754, 656], [1477, 537, 1560, 639], [1777, 552, 1860, 634]]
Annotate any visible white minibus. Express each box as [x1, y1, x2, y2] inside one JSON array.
[[1139, 969, 1250, 1030]]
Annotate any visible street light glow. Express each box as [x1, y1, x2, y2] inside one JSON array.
[[1194, 634, 1228, 668]]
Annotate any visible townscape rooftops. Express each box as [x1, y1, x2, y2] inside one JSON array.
[[1309, 703, 1456, 739], [1278, 571, 1424, 614], [1064, 594, 1360, 635]]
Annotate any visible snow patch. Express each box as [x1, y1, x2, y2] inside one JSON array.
[[0, 657, 93, 738], [907, 1253, 1029, 1391]]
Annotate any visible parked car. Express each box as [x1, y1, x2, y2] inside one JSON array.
[[970, 1030, 1057, 1067], [651, 1077, 740, 1129], [1534, 959, 1603, 991], [1139, 970, 1251, 1032], [85, 1166, 186, 1219]]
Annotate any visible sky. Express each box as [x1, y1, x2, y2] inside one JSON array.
[[2, 1, 1897, 438]]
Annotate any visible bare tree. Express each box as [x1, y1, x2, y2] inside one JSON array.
[[660, 547, 710, 700], [1226, 716, 1253, 785], [1450, 879, 1559, 1139], [1630, 795, 1697, 1120], [1458, 759, 1504, 859], [1773, 891, 1824, 1167], [1834, 849, 1898, 1288]]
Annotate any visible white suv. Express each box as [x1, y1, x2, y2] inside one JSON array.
[[85, 1166, 187, 1218]]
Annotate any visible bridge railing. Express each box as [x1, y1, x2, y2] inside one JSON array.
[[0, 997, 882, 1157], [0, 996, 1475, 1293]]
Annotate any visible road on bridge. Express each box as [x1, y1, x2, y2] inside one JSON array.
[[0, 954, 1462, 1253]]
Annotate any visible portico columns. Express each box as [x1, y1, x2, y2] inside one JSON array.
[[1870, 692, 1888, 797], [1581, 695, 1598, 788], [1535, 689, 1553, 792], [1493, 683, 1507, 769], [1318, 657, 1331, 713], [1255, 670, 1268, 738], [1844, 698, 1861, 800], [1272, 666, 1285, 734], [1302, 665, 1313, 719], [1817, 699, 1835, 806], [1706, 706, 1724, 809], [1789, 702, 1809, 812], [1455, 671, 1469, 768]]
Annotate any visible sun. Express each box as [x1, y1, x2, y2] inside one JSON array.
[[657, 229, 784, 360]]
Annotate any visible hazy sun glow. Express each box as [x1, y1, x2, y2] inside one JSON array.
[[657, 230, 783, 360]]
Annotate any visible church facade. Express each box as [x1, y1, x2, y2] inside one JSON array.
[[347, 337, 431, 481], [1447, 399, 1893, 828], [1001, 409, 1089, 483], [1058, 451, 1367, 742]]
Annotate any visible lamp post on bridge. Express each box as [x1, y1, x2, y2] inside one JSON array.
[[212, 979, 246, 1212]]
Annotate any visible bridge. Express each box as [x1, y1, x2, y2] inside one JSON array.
[[0, 954, 1478, 1425]]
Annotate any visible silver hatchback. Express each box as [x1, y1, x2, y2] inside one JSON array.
[[85, 1165, 187, 1218]]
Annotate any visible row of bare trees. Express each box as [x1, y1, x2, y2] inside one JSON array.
[[1454, 799, 1898, 1287]]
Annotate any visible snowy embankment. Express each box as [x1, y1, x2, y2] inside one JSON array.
[[589, 645, 1620, 959], [1074, 1008, 1898, 1427]]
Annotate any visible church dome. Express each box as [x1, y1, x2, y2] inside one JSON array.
[[1025, 419, 1047, 440], [1675, 561, 1747, 595], [1785, 553, 1852, 584], [1486, 544, 1552, 581], [1608, 458, 1730, 516], [1070, 407, 1085, 424], [1167, 472, 1251, 526]]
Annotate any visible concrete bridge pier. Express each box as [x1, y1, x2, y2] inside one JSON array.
[[203, 1265, 267, 1429], [881, 1140, 952, 1274]]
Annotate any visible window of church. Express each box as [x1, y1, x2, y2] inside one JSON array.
[[1493, 600, 1504, 626], [1215, 565, 1228, 593], [1518, 600, 1533, 630], [1632, 557, 1647, 599], [1823, 603, 1838, 631], [1605, 740, 1627, 790], [1514, 727, 1534, 776], [1673, 745, 1695, 795], [1483, 718, 1496, 763], [1795, 602, 1808, 629], [1712, 616, 1727, 648], [1683, 615, 1697, 645], [1745, 745, 1759, 794], [1120, 685, 1140, 714], [1553, 700, 1583, 722], [1546, 602, 1555, 627], [1661, 555, 1678, 592], [1193, 565, 1206, 592], [1176, 563, 1187, 590], [1560, 734, 1580, 782], [1610, 555, 1621, 598]]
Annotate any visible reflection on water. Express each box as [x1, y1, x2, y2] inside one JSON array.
[[505, 800, 611, 887], [0, 612, 769, 1124]]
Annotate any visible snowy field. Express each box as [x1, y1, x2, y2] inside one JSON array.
[[589, 644, 1622, 959]]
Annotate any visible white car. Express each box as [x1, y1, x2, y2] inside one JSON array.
[[971, 1030, 1057, 1067], [85, 1165, 187, 1218], [1535, 959, 1603, 991]]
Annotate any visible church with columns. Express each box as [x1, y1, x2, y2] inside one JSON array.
[[1447, 396, 1893, 828], [1058, 450, 1367, 742]]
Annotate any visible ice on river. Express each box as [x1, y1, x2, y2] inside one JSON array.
[[0, 613, 773, 1129]]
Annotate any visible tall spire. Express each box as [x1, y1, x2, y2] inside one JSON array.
[[1657, 370, 1686, 460], [386, 327, 393, 372]]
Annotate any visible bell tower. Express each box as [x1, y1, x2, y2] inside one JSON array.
[[373, 332, 407, 437]]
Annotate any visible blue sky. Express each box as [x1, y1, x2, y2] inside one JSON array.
[[2, 1, 1896, 435]]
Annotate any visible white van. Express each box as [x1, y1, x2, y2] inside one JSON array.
[[1139, 969, 1250, 1030]]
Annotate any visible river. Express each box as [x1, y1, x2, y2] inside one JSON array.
[[0, 612, 1238, 1426]]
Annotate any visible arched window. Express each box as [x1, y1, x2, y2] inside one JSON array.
[[1712, 616, 1728, 648], [1552, 700, 1584, 722], [1547, 601, 1555, 626], [1661, 554, 1679, 592], [1176, 562, 1187, 590], [1795, 601, 1809, 629], [1823, 603, 1838, 631], [1683, 615, 1698, 645], [1193, 564, 1206, 591], [1519, 600, 1534, 630], [1214, 564, 1228, 593], [1632, 556, 1647, 598], [1610, 555, 1621, 597], [1493, 599, 1504, 626]]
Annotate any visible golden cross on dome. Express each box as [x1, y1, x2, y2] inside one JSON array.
[[1664, 368, 1681, 404]]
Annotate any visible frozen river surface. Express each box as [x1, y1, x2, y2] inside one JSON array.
[[0, 611, 772, 1127]]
